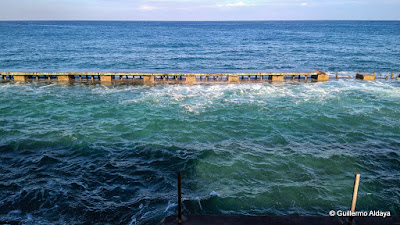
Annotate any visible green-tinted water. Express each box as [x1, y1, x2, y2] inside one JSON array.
[[0, 80, 399, 224]]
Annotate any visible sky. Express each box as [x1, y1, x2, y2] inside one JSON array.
[[0, 0, 399, 21]]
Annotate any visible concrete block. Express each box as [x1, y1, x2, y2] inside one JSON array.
[[143, 75, 155, 83], [269, 75, 284, 82], [101, 75, 113, 82], [228, 76, 239, 83], [356, 73, 375, 81], [186, 76, 196, 83], [13, 75, 27, 82], [58, 75, 74, 82]]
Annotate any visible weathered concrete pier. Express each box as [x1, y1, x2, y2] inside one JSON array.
[[0, 70, 329, 83], [3, 71, 398, 84]]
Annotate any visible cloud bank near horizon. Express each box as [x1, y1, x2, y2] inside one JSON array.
[[0, 0, 399, 20]]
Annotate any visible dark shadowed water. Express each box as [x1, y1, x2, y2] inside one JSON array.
[[0, 21, 399, 224]]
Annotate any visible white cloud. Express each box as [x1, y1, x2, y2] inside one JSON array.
[[139, 5, 159, 10], [217, 1, 255, 7], [300, 2, 308, 6]]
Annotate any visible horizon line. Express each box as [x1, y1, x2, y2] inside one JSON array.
[[0, 19, 399, 22]]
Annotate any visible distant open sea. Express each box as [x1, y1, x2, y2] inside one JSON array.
[[0, 21, 399, 224], [0, 21, 399, 72]]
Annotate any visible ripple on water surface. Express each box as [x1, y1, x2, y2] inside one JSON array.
[[0, 80, 399, 224]]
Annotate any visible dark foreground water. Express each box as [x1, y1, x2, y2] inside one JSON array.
[[0, 21, 400, 224]]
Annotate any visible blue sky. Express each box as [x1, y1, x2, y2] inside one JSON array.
[[0, 0, 399, 20]]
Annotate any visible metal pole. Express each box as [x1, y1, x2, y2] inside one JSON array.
[[178, 171, 182, 223], [350, 173, 360, 212]]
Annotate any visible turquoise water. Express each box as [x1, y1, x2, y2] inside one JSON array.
[[0, 80, 399, 224]]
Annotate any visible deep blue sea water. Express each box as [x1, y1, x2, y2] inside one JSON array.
[[0, 21, 399, 72], [0, 21, 399, 224]]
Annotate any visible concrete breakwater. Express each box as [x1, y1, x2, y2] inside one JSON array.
[[1, 71, 398, 84], [0, 70, 329, 83]]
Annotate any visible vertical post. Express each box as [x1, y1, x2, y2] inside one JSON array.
[[391, 73, 394, 79], [336, 74, 339, 79], [178, 172, 182, 223], [350, 173, 360, 212], [304, 75, 308, 82]]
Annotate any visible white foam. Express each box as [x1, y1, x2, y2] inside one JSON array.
[[114, 81, 399, 116], [128, 216, 136, 225], [26, 213, 33, 221], [196, 196, 203, 210], [7, 210, 21, 215], [164, 200, 178, 212], [39, 83, 58, 89], [140, 211, 151, 220], [210, 191, 220, 197]]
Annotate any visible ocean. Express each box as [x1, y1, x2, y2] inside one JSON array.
[[0, 21, 399, 224]]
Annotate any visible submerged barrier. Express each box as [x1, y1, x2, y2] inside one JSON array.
[[338, 72, 400, 80]]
